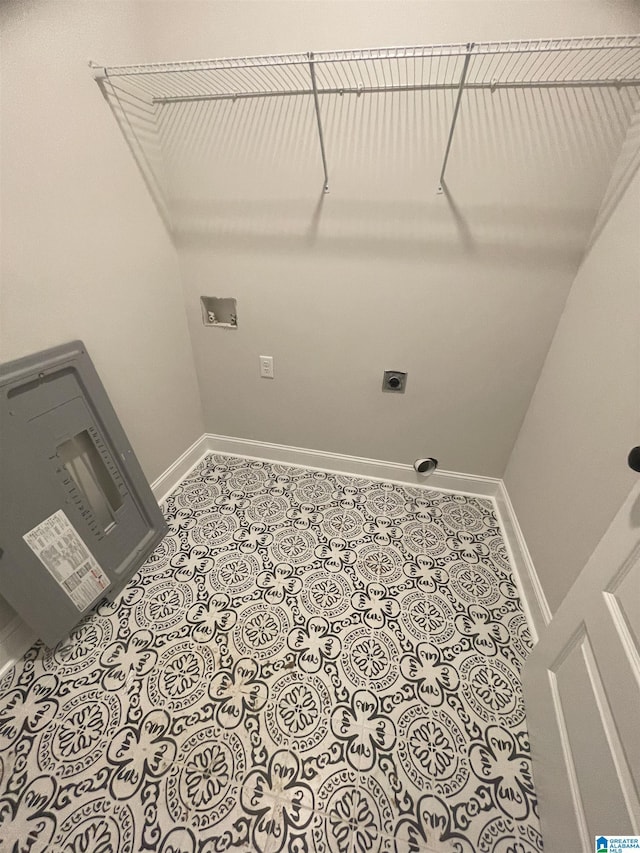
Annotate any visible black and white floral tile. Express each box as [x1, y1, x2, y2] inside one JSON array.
[[0, 453, 543, 853]]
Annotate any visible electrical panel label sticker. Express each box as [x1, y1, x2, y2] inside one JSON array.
[[23, 509, 110, 611]]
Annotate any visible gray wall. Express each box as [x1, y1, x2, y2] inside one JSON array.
[[504, 159, 640, 615], [140, 0, 639, 477], [0, 2, 205, 635], [0, 0, 204, 479]]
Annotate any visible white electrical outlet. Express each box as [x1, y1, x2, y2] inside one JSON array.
[[259, 355, 274, 379]]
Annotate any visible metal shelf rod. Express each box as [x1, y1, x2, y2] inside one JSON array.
[[438, 43, 474, 193], [308, 52, 330, 194], [151, 76, 640, 105]]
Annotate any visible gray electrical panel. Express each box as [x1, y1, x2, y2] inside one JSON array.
[[0, 341, 167, 647]]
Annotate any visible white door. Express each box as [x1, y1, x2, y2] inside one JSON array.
[[523, 480, 640, 852]]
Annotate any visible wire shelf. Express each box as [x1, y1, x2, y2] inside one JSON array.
[[92, 35, 640, 209], [95, 36, 640, 103]]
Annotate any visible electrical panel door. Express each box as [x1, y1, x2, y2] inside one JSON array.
[[0, 341, 167, 646]]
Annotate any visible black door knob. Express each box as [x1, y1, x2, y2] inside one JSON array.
[[628, 447, 640, 472]]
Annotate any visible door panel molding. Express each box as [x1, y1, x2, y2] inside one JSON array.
[[548, 669, 591, 850], [582, 635, 640, 831]]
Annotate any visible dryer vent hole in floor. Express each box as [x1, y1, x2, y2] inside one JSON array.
[[0, 453, 543, 853]]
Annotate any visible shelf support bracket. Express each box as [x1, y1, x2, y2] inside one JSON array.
[[308, 52, 330, 193], [438, 42, 474, 194]]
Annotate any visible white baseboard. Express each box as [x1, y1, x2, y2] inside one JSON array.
[[494, 481, 552, 642], [150, 434, 210, 503], [205, 433, 502, 498]]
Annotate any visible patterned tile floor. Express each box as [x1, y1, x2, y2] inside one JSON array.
[[0, 454, 543, 853]]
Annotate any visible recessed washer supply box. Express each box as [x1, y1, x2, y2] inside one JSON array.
[[0, 340, 167, 647]]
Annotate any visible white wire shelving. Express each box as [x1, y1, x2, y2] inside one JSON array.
[[92, 35, 640, 198]]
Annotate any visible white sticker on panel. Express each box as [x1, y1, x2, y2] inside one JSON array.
[[23, 509, 110, 611]]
